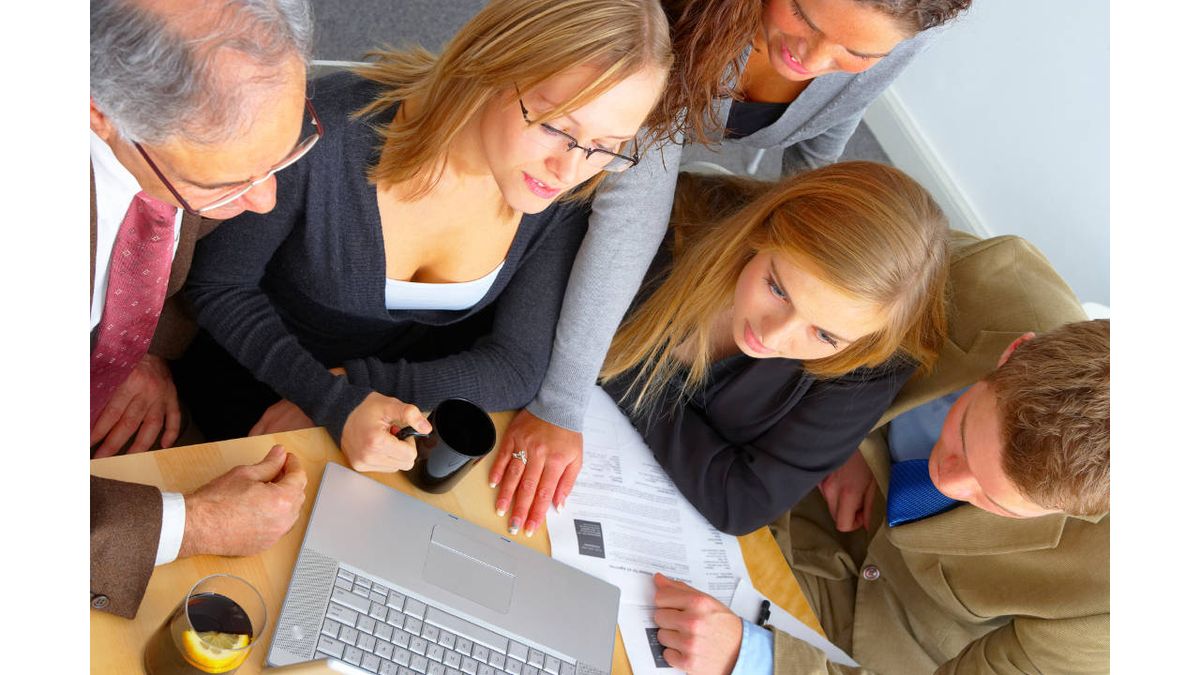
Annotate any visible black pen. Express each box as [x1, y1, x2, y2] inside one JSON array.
[[755, 599, 771, 626]]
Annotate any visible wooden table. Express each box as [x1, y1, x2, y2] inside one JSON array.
[[91, 418, 819, 673]]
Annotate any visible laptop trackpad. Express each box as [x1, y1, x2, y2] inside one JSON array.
[[422, 524, 516, 614]]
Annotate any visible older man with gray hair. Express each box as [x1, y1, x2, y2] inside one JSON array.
[[90, 0, 316, 618]]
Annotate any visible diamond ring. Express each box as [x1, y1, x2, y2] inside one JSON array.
[[513, 450, 528, 465]]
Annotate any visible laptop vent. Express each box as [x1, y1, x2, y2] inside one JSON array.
[[275, 547, 338, 658]]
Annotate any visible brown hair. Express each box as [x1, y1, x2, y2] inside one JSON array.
[[658, 0, 973, 142], [988, 319, 1110, 516], [353, 0, 672, 198], [601, 161, 949, 413]]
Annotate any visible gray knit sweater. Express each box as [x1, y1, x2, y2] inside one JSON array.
[[527, 29, 943, 431]]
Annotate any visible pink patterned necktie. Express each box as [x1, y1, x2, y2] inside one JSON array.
[[90, 191, 177, 424]]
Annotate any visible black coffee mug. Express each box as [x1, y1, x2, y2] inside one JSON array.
[[397, 398, 497, 493]]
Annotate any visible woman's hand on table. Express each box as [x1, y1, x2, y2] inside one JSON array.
[[341, 392, 430, 473], [652, 573, 743, 675], [249, 399, 316, 436], [489, 409, 583, 537]]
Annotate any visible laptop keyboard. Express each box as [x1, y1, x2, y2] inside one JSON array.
[[315, 565, 578, 675]]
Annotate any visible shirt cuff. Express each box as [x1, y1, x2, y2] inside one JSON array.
[[155, 491, 186, 566], [731, 619, 774, 675]]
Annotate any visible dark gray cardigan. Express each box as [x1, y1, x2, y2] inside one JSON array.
[[186, 73, 589, 442]]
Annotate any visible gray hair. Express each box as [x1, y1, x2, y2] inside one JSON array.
[[91, 0, 314, 145]]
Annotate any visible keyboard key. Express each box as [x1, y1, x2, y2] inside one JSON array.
[[528, 651, 544, 669], [472, 644, 490, 662], [337, 567, 355, 582], [358, 615, 378, 634], [411, 655, 429, 673], [327, 602, 359, 626], [373, 582, 391, 595], [340, 625, 361, 645], [404, 616, 423, 635], [321, 619, 341, 638], [358, 633, 378, 653], [354, 583, 372, 598], [478, 666, 497, 675], [371, 591, 388, 605], [335, 576, 353, 591], [560, 664, 575, 675], [363, 654, 383, 673], [425, 607, 510, 655], [438, 632, 457, 649], [543, 656, 560, 674], [333, 587, 372, 613], [462, 657, 480, 675], [522, 665, 538, 675], [381, 663, 400, 675], [488, 651, 506, 668], [428, 664, 446, 675], [388, 608, 407, 628], [404, 597, 428, 618], [392, 631, 411, 649], [317, 635, 345, 659], [429, 644, 446, 662], [371, 602, 389, 621], [375, 640, 395, 661], [505, 657, 523, 674], [507, 643, 529, 663], [422, 624, 440, 642], [345, 646, 365, 666], [410, 637, 428, 655], [456, 636, 474, 656], [375, 622, 394, 641], [394, 648, 412, 666], [445, 651, 463, 669], [387, 591, 407, 610]]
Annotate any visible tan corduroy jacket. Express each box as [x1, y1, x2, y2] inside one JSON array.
[[772, 233, 1108, 673]]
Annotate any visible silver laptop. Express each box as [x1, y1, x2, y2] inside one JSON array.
[[267, 462, 620, 675]]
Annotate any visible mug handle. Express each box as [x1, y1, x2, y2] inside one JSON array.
[[395, 426, 430, 441]]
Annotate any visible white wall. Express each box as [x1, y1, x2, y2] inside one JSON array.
[[865, 0, 1109, 305]]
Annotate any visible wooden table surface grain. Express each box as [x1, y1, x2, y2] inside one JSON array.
[[90, 417, 819, 673]]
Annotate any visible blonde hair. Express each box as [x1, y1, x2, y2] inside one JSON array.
[[353, 0, 672, 198], [602, 161, 949, 413], [989, 319, 1110, 516]]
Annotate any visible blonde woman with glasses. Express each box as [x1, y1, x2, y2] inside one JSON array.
[[176, 0, 673, 474]]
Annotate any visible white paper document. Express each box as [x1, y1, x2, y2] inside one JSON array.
[[547, 386, 857, 673]]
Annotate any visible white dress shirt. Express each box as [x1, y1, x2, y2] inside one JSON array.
[[90, 130, 187, 565]]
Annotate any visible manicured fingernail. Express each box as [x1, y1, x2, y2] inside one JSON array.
[[524, 527, 534, 538], [489, 481, 497, 489], [496, 508, 506, 517], [507, 524, 519, 535], [555, 500, 564, 513], [508, 518, 522, 535]]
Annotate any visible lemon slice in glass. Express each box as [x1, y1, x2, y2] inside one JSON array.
[[180, 630, 251, 673]]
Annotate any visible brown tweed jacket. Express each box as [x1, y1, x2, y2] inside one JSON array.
[[89, 476, 164, 618], [88, 165, 219, 618], [770, 232, 1108, 673]]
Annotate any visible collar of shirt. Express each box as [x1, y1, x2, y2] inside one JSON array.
[[90, 130, 183, 330]]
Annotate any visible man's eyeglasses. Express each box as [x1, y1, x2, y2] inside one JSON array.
[[134, 98, 324, 216], [517, 91, 639, 173]]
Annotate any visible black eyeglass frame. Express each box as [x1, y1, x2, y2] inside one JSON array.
[[515, 90, 640, 172], [133, 98, 324, 216]]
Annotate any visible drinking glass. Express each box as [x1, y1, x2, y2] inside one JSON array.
[[144, 574, 267, 674]]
